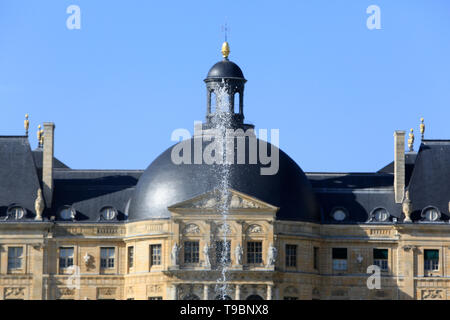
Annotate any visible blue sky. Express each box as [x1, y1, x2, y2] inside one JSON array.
[[1, 0, 449, 172]]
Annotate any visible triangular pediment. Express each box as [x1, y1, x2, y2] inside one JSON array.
[[168, 188, 278, 213]]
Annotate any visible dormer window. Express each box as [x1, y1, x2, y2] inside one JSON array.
[[372, 208, 390, 222], [7, 206, 25, 220], [331, 208, 347, 221], [422, 206, 441, 222], [59, 206, 75, 221], [100, 206, 117, 221]]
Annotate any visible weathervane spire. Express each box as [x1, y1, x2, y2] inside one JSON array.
[[221, 22, 230, 60]]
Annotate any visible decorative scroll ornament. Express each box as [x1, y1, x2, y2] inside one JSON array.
[[190, 191, 262, 209], [4, 287, 25, 299], [422, 289, 444, 300]]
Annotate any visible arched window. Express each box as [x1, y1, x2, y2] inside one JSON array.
[[7, 205, 25, 220], [233, 92, 240, 114], [210, 91, 217, 113]]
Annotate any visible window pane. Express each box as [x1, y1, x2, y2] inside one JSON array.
[[424, 249, 439, 260], [332, 248, 347, 259], [247, 241, 262, 264], [285, 244, 297, 267], [373, 249, 388, 260], [314, 247, 319, 270], [151, 244, 162, 265]]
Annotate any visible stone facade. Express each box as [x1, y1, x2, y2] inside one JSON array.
[[0, 191, 449, 300]]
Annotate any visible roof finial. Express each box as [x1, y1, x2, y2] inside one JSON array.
[[37, 124, 44, 148], [408, 128, 414, 152], [221, 41, 230, 60], [24, 114, 29, 136], [420, 117, 425, 140]]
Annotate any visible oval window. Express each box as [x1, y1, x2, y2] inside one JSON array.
[[332, 209, 347, 221], [101, 207, 117, 220], [59, 207, 74, 220]]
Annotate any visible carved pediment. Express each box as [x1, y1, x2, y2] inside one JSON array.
[[168, 189, 278, 213]]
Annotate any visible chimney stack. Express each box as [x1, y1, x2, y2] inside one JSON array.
[[394, 130, 405, 203], [43, 122, 55, 207]]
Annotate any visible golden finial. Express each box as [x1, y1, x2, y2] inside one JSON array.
[[420, 117, 425, 140], [407, 128, 414, 152], [221, 41, 230, 60], [37, 125, 44, 148], [24, 114, 29, 136]]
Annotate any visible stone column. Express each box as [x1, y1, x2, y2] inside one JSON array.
[[203, 284, 209, 300], [266, 284, 273, 300], [235, 284, 241, 300]]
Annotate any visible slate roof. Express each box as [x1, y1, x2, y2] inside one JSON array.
[[0, 136, 41, 219], [408, 140, 450, 221], [51, 170, 142, 222], [306, 172, 402, 224], [377, 152, 417, 186], [1, 135, 449, 225]]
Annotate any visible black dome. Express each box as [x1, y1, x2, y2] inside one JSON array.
[[206, 59, 245, 80], [128, 138, 319, 222]]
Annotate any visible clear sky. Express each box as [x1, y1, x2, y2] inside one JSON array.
[[1, 0, 449, 172]]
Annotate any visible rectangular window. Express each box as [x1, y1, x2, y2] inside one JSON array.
[[285, 244, 297, 267], [314, 247, 319, 270], [184, 241, 199, 263], [59, 247, 74, 269], [100, 247, 115, 268], [148, 297, 163, 300], [332, 248, 347, 271], [215, 241, 231, 265], [247, 241, 263, 264], [8, 247, 23, 270], [128, 246, 134, 269], [424, 249, 439, 271], [373, 248, 388, 271], [150, 244, 162, 266]]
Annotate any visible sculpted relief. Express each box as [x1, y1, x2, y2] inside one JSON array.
[[183, 223, 200, 235]]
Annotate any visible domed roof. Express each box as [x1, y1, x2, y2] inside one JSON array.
[[128, 138, 319, 222], [206, 59, 245, 80]]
